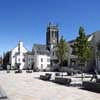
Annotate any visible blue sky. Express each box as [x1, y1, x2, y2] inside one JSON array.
[[0, 0, 100, 55]]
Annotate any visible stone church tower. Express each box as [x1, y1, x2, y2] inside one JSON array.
[[46, 22, 59, 65], [46, 22, 59, 50]]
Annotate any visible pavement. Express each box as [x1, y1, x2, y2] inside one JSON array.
[[0, 86, 8, 100], [0, 71, 100, 100]]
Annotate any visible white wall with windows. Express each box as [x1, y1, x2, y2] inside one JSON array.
[[24, 54, 34, 69], [34, 54, 50, 70], [93, 32, 100, 71], [10, 41, 28, 69]]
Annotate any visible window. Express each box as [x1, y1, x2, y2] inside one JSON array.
[[53, 52, 55, 56], [47, 64, 50, 67], [41, 64, 43, 69], [47, 58, 50, 62], [52, 31, 53, 38], [41, 58, 43, 62], [55, 31, 57, 38], [29, 58, 31, 62], [29, 58, 30, 61], [23, 59, 25, 62], [18, 47, 20, 52], [31, 58, 33, 61]]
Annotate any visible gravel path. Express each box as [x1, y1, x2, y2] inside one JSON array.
[[0, 71, 100, 100]]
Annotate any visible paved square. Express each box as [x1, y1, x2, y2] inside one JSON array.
[[0, 71, 100, 100]]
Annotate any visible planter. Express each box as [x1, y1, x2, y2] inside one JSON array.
[[54, 77, 71, 85], [6, 70, 10, 73], [26, 70, 32, 73], [15, 70, 22, 73], [83, 81, 100, 92], [40, 73, 51, 81]]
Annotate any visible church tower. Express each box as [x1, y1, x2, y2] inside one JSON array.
[[46, 22, 59, 65], [46, 22, 59, 50]]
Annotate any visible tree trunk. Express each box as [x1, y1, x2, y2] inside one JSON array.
[[60, 59, 63, 77], [81, 65, 83, 82]]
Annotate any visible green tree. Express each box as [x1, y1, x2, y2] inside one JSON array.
[[73, 26, 91, 80], [56, 36, 68, 66], [3, 51, 11, 66], [0, 56, 3, 65]]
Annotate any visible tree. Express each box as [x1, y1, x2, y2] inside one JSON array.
[[0, 56, 3, 65], [56, 36, 68, 66], [3, 51, 11, 66], [73, 26, 91, 80]]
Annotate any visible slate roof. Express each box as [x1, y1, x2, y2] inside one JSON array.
[[25, 51, 34, 55], [68, 34, 93, 44], [32, 44, 50, 56]]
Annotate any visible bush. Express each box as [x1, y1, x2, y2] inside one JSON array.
[[59, 67, 82, 75]]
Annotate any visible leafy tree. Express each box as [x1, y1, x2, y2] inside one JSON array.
[[3, 51, 11, 66], [0, 56, 3, 65], [73, 26, 91, 80], [56, 36, 68, 66]]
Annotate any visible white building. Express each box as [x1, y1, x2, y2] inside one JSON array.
[[34, 54, 50, 70], [10, 41, 28, 69], [90, 31, 100, 71], [24, 52, 34, 70], [32, 44, 51, 71]]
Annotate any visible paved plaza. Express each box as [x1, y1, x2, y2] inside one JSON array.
[[0, 71, 100, 100]]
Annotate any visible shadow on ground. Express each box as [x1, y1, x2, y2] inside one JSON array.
[[80, 87, 100, 94], [35, 76, 100, 94]]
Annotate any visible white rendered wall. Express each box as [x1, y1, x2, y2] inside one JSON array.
[[24, 54, 34, 69], [91, 32, 100, 71], [34, 54, 50, 70], [10, 42, 27, 69], [94, 32, 100, 71]]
